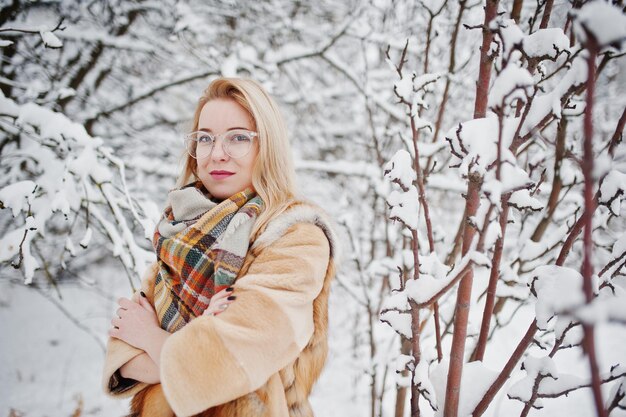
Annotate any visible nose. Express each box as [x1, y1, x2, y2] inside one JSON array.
[[210, 137, 229, 161]]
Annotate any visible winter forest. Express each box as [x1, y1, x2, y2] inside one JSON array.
[[1, 0, 626, 416]]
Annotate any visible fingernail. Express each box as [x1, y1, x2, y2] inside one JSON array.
[[226, 287, 234, 292], [227, 295, 236, 301], [140, 291, 146, 298]]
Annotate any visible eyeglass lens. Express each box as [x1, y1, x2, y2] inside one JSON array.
[[186, 131, 254, 159]]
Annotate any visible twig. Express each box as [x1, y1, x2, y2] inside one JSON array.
[[0, 18, 65, 34]]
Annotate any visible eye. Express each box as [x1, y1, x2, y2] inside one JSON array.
[[197, 133, 214, 143], [228, 132, 252, 143], [234, 134, 251, 142]]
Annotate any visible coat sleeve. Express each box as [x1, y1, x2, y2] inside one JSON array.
[[159, 222, 331, 417], [101, 262, 159, 398]]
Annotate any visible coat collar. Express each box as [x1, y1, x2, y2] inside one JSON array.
[[251, 201, 341, 264]]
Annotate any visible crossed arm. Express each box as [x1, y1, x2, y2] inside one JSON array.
[[110, 286, 236, 384]]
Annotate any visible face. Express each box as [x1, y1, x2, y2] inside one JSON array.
[[195, 98, 259, 201]]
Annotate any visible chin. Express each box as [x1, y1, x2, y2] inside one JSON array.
[[208, 185, 240, 200]]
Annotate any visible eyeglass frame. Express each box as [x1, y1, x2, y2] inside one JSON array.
[[183, 129, 259, 159]]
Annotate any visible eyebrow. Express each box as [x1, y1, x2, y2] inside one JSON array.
[[198, 127, 250, 132]]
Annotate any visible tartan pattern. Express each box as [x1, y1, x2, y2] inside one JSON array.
[[152, 181, 264, 332]]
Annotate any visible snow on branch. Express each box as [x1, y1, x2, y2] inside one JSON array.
[[598, 170, 626, 216], [431, 359, 499, 417], [379, 244, 485, 319], [0, 92, 156, 286], [573, 2, 626, 48], [488, 63, 534, 112], [509, 357, 626, 408], [528, 265, 592, 330], [384, 150, 416, 191]]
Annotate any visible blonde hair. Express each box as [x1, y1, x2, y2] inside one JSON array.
[[177, 77, 298, 238]]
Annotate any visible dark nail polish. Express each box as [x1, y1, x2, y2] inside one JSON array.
[[227, 295, 236, 301], [226, 287, 234, 292], [140, 291, 146, 298]]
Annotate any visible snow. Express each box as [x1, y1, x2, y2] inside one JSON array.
[[504, 162, 535, 191], [58, 26, 155, 52], [488, 64, 534, 110], [498, 19, 525, 53], [0, 39, 13, 47], [0, 89, 20, 115], [3, 2, 626, 416], [521, 55, 588, 136], [508, 356, 559, 402], [528, 265, 599, 329], [599, 169, 626, 216], [420, 252, 451, 281], [387, 186, 420, 230], [414, 359, 438, 409], [417, 141, 447, 158], [522, 29, 570, 59], [574, 2, 626, 47], [519, 223, 568, 262], [79, 227, 93, 249], [0, 180, 37, 217], [396, 354, 413, 373], [430, 359, 499, 417], [16, 102, 92, 145], [508, 189, 544, 212], [297, 158, 381, 180], [392, 67, 441, 131], [496, 279, 530, 300], [510, 356, 626, 406], [380, 310, 412, 338], [0, 274, 131, 416], [1, 93, 155, 283], [613, 233, 626, 258], [574, 286, 626, 325], [560, 158, 583, 186], [413, 73, 441, 93], [395, 76, 414, 103], [483, 221, 502, 251], [367, 256, 399, 279], [404, 249, 473, 305], [445, 114, 520, 173], [384, 150, 416, 189], [220, 52, 239, 77], [40, 30, 63, 48], [69, 146, 114, 183]]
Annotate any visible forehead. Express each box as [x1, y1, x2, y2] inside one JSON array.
[[198, 98, 254, 131]]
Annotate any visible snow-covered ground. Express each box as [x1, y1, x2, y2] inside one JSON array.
[[3, 261, 626, 416]]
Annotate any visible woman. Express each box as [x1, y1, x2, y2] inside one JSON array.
[[102, 78, 338, 417]]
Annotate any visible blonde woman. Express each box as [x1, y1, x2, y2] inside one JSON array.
[[102, 78, 338, 417]]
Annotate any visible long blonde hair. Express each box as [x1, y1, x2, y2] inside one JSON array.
[[177, 77, 298, 238]]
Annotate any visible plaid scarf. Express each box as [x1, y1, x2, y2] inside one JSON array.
[[152, 181, 264, 332]]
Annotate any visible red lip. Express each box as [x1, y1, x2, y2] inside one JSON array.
[[210, 170, 235, 179]]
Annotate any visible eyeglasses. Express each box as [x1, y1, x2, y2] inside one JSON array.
[[184, 129, 258, 159]]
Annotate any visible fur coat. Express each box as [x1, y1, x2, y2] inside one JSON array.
[[102, 201, 338, 417]]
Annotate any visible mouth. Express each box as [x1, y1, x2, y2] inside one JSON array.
[[210, 170, 235, 180]]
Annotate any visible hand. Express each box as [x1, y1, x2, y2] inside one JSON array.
[[203, 287, 237, 316], [109, 293, 162, 351]]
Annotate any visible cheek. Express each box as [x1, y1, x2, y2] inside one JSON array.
[[244, 149, 259, 174], [197, 159, 210, 174], [242, 155, 257, 183]]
